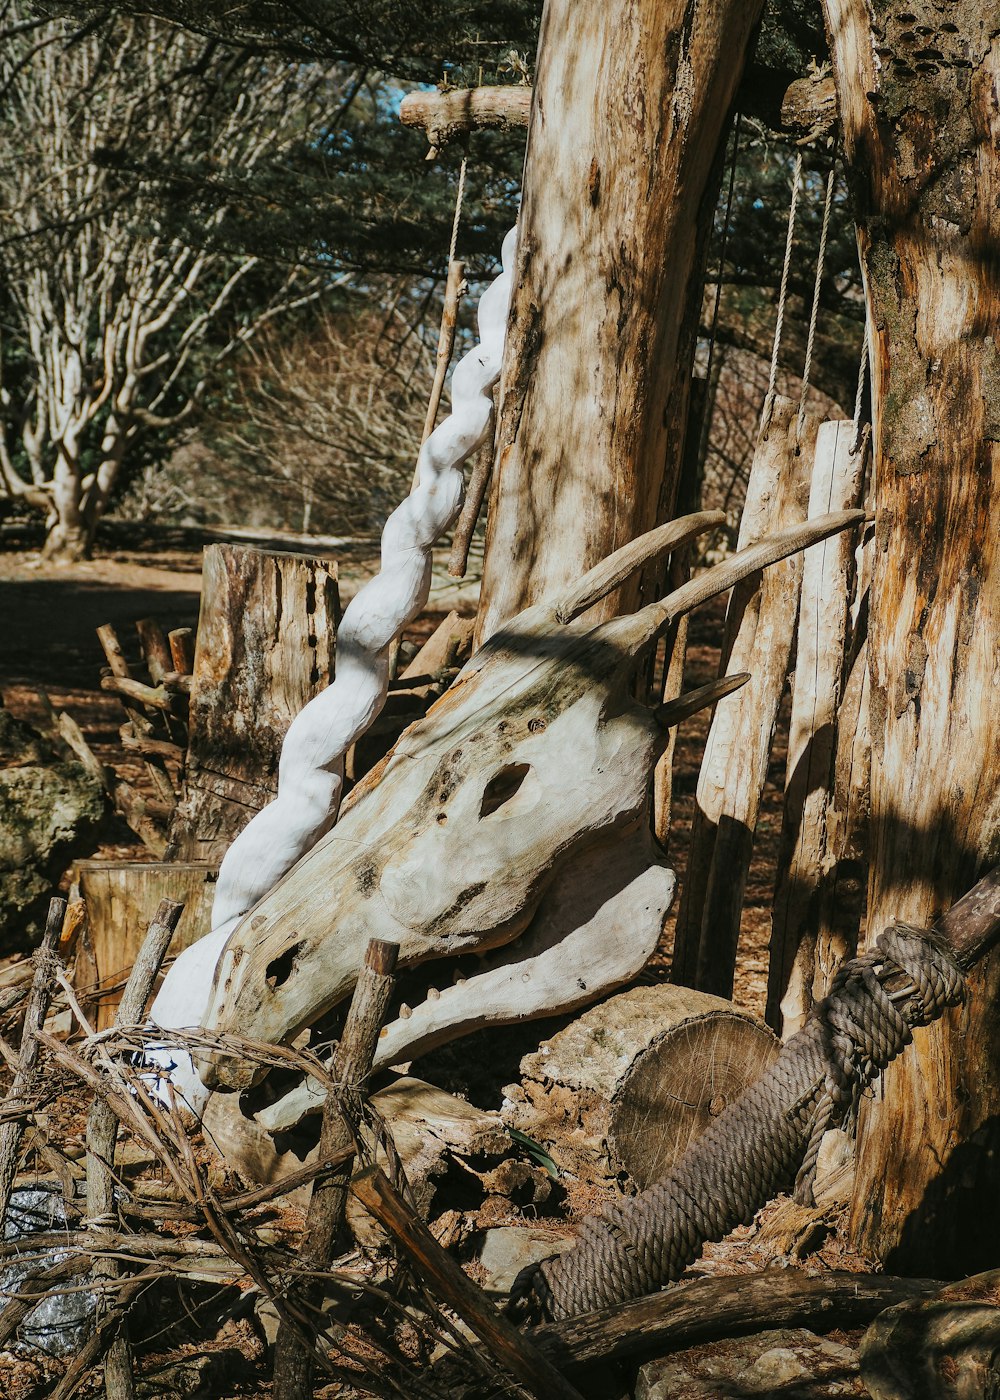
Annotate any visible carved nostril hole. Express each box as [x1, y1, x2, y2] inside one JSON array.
[[266, 943, 302, 991], [480, 762, 531, 817]]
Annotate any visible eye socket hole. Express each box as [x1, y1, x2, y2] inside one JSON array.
[[266, 942, 301, 991], [480, 763, 531, 818]]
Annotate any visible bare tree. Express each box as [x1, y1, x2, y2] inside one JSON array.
[[0, 4, 344, 559], [214, 301, 439, 534]]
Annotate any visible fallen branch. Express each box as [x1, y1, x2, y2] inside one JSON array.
[[273, 937, 399, 1400], [532, 1269, 943, 1370], [352, 1165, 586, 1400], [0, 897, 65, 1231]]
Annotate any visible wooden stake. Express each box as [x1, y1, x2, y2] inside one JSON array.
[[85, 899, 183, 1400], [134, 618, 172, 685], [351, 1165, 586, 1400], [166, 627, 195, 675], [0, 897, 65, 1232], [413, 257, 466, 492], [272, 937, 398, 1400]]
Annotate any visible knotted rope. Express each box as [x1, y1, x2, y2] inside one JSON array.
[[509, 922, 965, 1322]]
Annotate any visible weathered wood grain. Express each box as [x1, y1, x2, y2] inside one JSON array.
[[475, 0, 766, 642], [169, 545, 339, 862], [824, 0, 1000, 1271], [671, 397, 822, 997], [767, 419, 867, 1033]]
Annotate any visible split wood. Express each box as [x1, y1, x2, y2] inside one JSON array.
[[0, 896, 66, 1231], [272, 936, 399, 1400], [352, 1165, 586, 1400], [86, 898, 183, 1400]]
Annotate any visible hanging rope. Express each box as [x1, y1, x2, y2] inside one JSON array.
[[760, 151, 803, 438], [850, 321, 870, 456], [795, 162, 836, 442], [448, 155, 468, 266], [704, 113, 741, 394]]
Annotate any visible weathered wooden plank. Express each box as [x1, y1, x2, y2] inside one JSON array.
[[767, 419, 867, 1033], [671, 397, 821, 998], [169, 545, 339, 862]]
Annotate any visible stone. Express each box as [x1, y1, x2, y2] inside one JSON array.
[[636, 1326, 863, 1399], [0, 703, 104, 941], [477, 1226, 574, 1297], [1, 1189, 96, 1358]]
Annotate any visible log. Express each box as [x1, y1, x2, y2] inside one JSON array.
[[167, 627, 194, 674], [780, 70, 838, 142], [671, 398, 822, 996], [75, 862, 216, 1029], [352, 1165, 586, 1400], [766, 419, 867, 1033], [169, 545, 339, 862], [530, 1270, 942, 1372], [475, 0, 766, 643], [510, 984, 779, 1188], [824, 0, 1000, 1271], [399, 610, 475, 681], [134, 617, 173, 685], [399, 86, 532, 156]]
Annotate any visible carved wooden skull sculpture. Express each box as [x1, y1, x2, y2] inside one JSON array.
[[194, 508, 863, 1132]]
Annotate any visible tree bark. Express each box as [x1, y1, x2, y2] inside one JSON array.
[[823, 0, 1000, 1271], [168, 545, 340, 861], [475, 0, 765, 644]]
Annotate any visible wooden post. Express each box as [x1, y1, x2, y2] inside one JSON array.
[[352, 1166, 586, 1400], [475, 0, 766, 644], [169, 545, 340, 862], [272, 938, 398, 1400], [671, 398, 821, 997], [86, 899, 183, 1400], [766, 420, 867, 1033], [824, 0, 1000, 1271]]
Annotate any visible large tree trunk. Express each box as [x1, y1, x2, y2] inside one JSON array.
[[824, 0, 1000, 1271], [475, 0, 765, 644]]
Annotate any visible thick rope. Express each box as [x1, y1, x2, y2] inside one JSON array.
[[509, 923, 964, 1322], [795, 163, 836, 443], [760, 151, 803, 438]]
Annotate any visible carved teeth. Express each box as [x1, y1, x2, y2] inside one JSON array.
[[452, 970, 467, 985], [427, 987, 440, 1001], [399, 1003, 412, 1019]]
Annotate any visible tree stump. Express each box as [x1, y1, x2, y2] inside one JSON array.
[[75, 861, 218, 1028], [169, 545, 339, 862], [507, 984, 780, 1188]]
